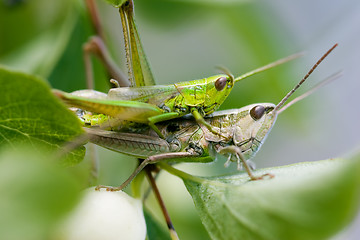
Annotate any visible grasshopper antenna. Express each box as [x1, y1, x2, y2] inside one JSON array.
[[278, 71, 342, 113], [274, 43, 338, 112], [216, 65, 234, 83], [234, 51, 304, 83]]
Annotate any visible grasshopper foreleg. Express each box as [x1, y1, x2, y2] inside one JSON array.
[[191, 108, 227, 138], [224, 154, 232, 168], [95, 151, 201, 192], [218, 146, 274, 180], [148, 112, 181, 139]]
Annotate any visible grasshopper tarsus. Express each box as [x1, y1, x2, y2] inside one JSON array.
[[263, 173, 275, 179], [110, 79, 121, 88], [250, 173, 275, 181], [95, 185, 123, 192]]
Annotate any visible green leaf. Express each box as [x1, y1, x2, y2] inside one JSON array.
[[0, 66, 85, 166], [0, 0, 80, 78], [0, 147, 81, 240], [103, 0, 128, 8], [162, 154, 360, 240]]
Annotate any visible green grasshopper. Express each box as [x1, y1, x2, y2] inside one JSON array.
[[77, 43, 338, 191]]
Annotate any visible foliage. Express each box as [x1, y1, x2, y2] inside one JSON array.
[[161, 156, 360, 240], [0, 67, 85, 166], [0, 147, 81, 240]]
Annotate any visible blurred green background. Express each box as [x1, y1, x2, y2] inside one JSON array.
[[1, 0, 359, 239]]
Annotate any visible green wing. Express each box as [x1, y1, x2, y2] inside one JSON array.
[[53, 90, 162, 123], [107, 84, 177, 105]]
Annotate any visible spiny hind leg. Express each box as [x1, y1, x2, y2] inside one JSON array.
[[145, 168, 180, 240], [95, 151, 200, 192]]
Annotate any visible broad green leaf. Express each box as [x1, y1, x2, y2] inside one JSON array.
[[0, 147, 81, 240], [162, 154, 360, 240], [0, 66, 85, 166]]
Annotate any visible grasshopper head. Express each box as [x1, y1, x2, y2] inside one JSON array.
[[203, 73, 234, 114], [230, 103, 277, 160]]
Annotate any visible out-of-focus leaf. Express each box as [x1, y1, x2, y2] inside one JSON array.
[[47, 12, 110, 92], [0, 66, 85, 166], [1, 13, 77, 78], [134, 0, 199, 28], [0, 0, 80, 78], [172, 0, 251, 5], [163, 154, 360, 240], [0, 147, 81, 240]]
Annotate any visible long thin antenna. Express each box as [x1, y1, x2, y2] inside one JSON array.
[[278, 71, 342, 114], [274, 43, 338, 112], [234, 52, 304, 82]]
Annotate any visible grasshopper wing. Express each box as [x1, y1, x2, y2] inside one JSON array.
[[53, 90, 163, 123], [107, 84, 178, 106], [84, 128, 170, 158]]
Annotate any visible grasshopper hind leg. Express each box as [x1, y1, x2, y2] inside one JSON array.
[[95, 151, 201, 192], [145, 168, 180, 240]]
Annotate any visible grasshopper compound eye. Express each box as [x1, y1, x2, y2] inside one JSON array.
[[215, 77, 228, 91], [250, 105, 265, 120]]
